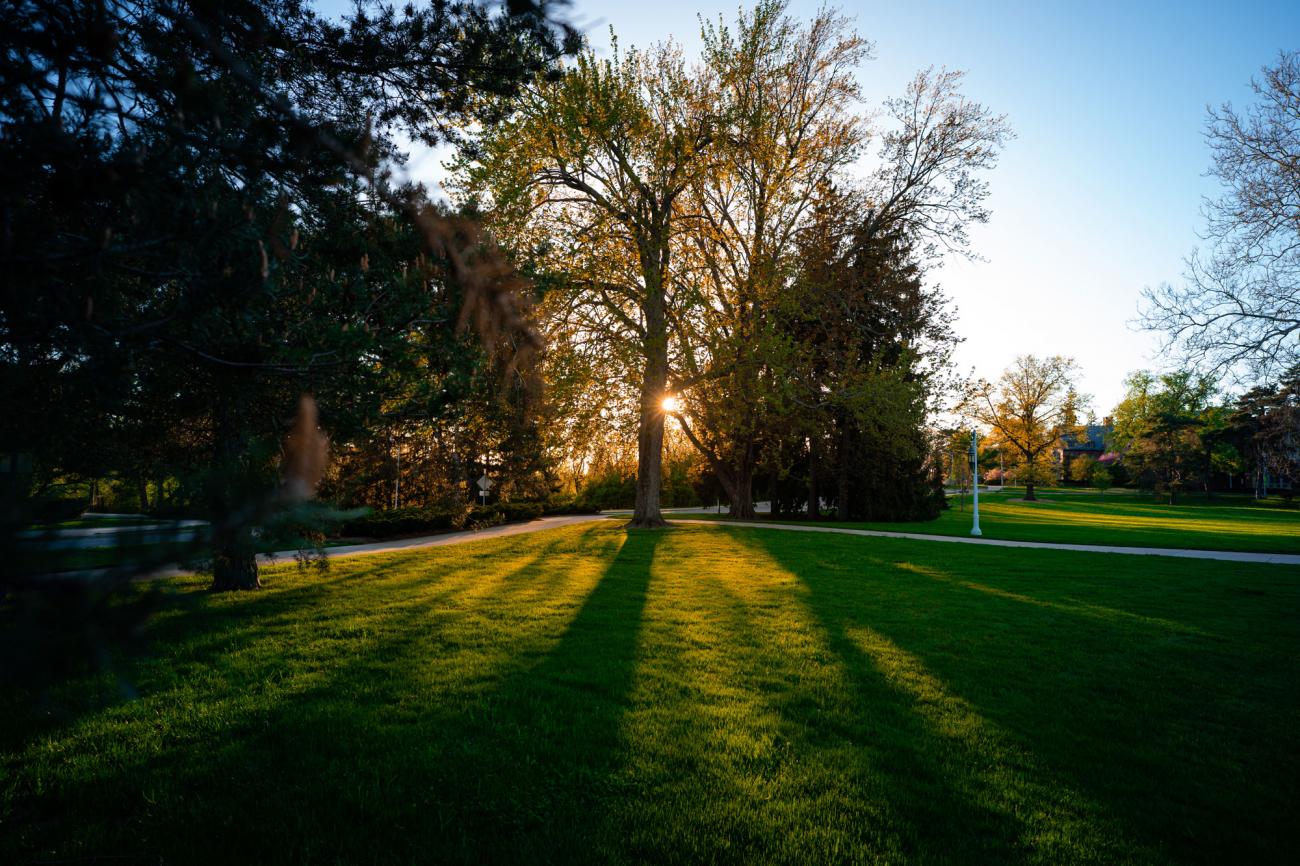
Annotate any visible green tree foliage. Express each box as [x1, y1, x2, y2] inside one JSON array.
[[669, 1, 868, 520], [769, 190, 951, 521], [461, 0, 1007, 526], [457, 34, 712, 527], [1228, 365, 1300, 497], [674, 11, 1008, 520], [1068, 455, 1097, 485], [0, 0, 572, 589], [320, 349, 549, 512], [1110, 371, 1219, 502]]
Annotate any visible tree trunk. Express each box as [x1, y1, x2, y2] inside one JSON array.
[[211, 531, 259, 591], [137, 477, 150, 513], [630, 246, 669, 529], [210, 402, 261, 590], [837, 418, 852, 520], [727, 459, 756, 520], [1024, 478, 1037, 501], [1204, 447, 1215, 498], [807, 437, 821, 519], [630, 395, 667, 528]]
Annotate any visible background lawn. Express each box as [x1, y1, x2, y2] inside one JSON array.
[[675, 491, 1300, 554], [2, 523, 1297, 864]]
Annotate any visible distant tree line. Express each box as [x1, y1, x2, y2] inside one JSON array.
[[962, 356, 1299, 504], [1109, 367, 1300, 502]]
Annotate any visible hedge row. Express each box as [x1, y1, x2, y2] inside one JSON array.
[[537, 493, 603, 515], [338, 496, 599, 539]]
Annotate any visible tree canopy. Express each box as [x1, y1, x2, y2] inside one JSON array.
[[1142, 50, 1300, 384], [460, 0, 1008, 523], [1, 0, 573, 588], [1110, 371, 1219, 503], [963, 355, 1084, 501]]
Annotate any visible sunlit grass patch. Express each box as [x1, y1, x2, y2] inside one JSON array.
[[678, 490, 1300, 553]]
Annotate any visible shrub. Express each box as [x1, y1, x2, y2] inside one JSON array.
[[661, 462, 701, 508], [482, 502, 544, 523], [540, 493, 602, 515], [577, 472, 637, 510], [337, 501, 548, 539], [1068, 456, 1096, 485], [338, 506, 461, 538], [29, 497, 89, 525]]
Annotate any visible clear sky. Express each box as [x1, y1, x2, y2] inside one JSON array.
[[321, 0, 1300, 413]]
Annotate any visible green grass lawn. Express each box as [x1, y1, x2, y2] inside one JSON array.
[[3, 522, 1297, 864], [676, 491, 1300, 554]]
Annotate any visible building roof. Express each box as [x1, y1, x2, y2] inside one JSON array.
[[1060, 424, 1111, 452]]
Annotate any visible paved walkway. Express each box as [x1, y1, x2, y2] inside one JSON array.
[[271, 513, 1297, 567], [21, 521, 209, 550], [262, 514, 608, 563], [123, 515, 607, 580], [669, 519, 1300, 566], [139, 511, 1297, 577]]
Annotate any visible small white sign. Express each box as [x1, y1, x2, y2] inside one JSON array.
[[477, 474, 493, 491]]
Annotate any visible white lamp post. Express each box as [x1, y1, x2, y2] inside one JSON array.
[[970, 430, 982, 537]]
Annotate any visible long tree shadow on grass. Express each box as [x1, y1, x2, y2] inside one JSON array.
[[248, 525, 661, 865], [1, 524, 659, 865], [0, 530, 592, 755], [734, 526, 1300, 865], [706, 529, 1131, 864], [435, 527, 661, 862], [672, 566, 1036, 863]]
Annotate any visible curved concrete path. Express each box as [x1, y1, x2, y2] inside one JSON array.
[[668, 519, 1300, 566], [266, 513, 1298, 568], [79, 511, 1292, 584], [117, 515, 610, 581], [263, 514, 609, 563]]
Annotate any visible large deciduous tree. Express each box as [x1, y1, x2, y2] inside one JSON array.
[[964, 355, 1085, 502], [668, 1, 867, 520], [459, 40, 712, 527], [673, 8, 1008, 520], [1142, 50, 1300, 382], [460, 2, 1007, 525]]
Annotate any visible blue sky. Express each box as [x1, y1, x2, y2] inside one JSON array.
[[319, 0, 1300, 412]]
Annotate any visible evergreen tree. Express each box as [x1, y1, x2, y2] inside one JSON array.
[[778, 188, 952, 521], [1, 0, 573, 589]]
